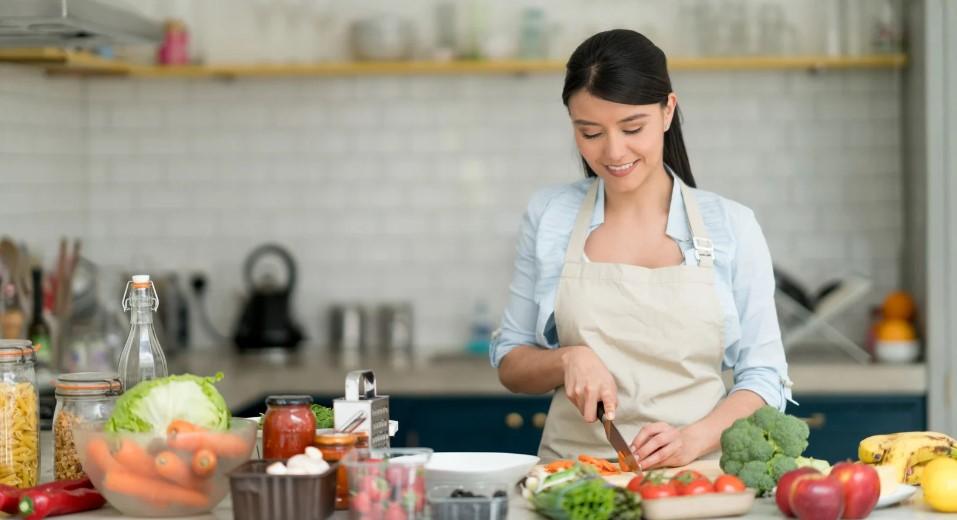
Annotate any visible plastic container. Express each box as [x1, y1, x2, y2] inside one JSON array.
[[229, 459, 337, 520], [428, 483, 509, 520], [0, 340, 38, 488], [342, 448, 432, 520], [74, 418, 256, 517], [53, 372, 121, 480]]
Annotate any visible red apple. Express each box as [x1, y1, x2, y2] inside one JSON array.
[[790, 473, 845, 520], [829, 462, 881, 519], [777, 467, 821, 517]]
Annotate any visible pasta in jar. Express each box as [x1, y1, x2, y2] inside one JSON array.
[[0, 381, 38, 487]]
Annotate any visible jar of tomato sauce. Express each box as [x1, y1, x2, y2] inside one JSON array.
[[314, 432, 357, 510], [262, 395, 316, 460]]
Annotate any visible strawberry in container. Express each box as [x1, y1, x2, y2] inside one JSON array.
[[342, 448, 432, 520]]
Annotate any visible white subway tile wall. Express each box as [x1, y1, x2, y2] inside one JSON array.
[[0, 63, 902, 356], [0, 66, 88, 248]]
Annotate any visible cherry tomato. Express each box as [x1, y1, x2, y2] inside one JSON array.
[[672, 470, 712, 496], [628, 472, 678, 499], [679, 479, 713, 495], [713, 474, 746, 493]]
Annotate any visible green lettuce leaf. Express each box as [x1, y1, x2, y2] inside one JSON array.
[[106, 373, 231, 433]]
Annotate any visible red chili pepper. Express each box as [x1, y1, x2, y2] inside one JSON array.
[[18, 487, 105, 520], [0, 478, 94, 514]]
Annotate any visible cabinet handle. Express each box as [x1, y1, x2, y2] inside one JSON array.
[[797, 413, 826, 429], [505, 412, 524, 429], [532, 412, 547, 429]]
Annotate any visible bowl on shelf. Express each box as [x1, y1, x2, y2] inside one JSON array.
[[425, 452, 540, 490], [874, 340, 921, 363], [75, 418, 257, 517]]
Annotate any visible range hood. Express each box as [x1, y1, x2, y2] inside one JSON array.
[[0, 0, 163, 48]]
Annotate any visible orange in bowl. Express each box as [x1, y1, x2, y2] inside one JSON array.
[[882, 291, 915, 321], [876, 319, 917, 341]]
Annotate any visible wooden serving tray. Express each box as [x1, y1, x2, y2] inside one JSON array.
[[532, 459, 723, 488]]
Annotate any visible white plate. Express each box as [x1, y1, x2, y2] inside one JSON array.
[[875, 484, 917, 508], [425, 452, 540, 489]]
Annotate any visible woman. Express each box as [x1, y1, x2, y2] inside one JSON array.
[[491, 29, 792, 469]]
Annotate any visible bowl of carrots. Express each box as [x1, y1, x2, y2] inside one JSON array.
[[74, 418, 256, 517]]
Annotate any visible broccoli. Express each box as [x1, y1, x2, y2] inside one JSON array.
[[719, 405, 810, 496]]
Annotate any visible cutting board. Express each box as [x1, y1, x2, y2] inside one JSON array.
[[533, 459, 723, 488]]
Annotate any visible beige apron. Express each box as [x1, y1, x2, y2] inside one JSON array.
[[538, 177, 727, 463]]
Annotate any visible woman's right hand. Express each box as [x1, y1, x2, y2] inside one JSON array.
[[560, 345, 618, 423]]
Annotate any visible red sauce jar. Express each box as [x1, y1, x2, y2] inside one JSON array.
[[262, 395, 316, 460]]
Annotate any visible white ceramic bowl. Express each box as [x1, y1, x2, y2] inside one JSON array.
[[875, 340, 920, 363], [424, 452, 539, 490]]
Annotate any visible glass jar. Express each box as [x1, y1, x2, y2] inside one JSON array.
[[53, 372, 122, 481], [262, 395, 315, 460], [314, 432, 358, 510], [0, 340, 38, 488]]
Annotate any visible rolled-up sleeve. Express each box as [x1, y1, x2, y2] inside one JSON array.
[[490, 194, 548, 367], [725, 210, 793, 411]]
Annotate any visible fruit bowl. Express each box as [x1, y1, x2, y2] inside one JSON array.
[[75, 418, 256, 517]]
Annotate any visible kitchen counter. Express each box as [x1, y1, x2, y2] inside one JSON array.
[[41, 490, 957, 519], [167, 349, 927, 410], [34, 433, 947, 519]]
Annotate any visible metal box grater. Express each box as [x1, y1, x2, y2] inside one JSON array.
[[333, 369, 390, 448]]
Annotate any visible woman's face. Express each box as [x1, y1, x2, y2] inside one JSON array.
[[567, 90, 677, 194]]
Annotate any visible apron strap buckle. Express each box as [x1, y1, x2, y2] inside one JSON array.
[[692, 236, 714, 265]]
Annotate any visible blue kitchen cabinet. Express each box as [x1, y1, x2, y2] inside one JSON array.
[[233, 394, 552, 454], [788, 394, 926, 462], [234, 393, 926, 461]]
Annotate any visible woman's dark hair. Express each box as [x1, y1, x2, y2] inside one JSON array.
[[562, 29, 695, 187]]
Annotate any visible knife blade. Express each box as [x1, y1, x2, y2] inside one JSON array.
[[596, 402, 640, 473]]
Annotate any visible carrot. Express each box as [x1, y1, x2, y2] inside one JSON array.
[[191, 449, 217, 479], [167, 431, 250, 458], [103, 469, 209, 509], [545, 460, 574, 473], [155, 451, 205, 489], [166, 419, 204, 437], [85, 438, 119, 474], [114, 439, 161, 478]]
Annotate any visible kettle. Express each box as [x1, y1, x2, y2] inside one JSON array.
[[233, 244, 304, 351]]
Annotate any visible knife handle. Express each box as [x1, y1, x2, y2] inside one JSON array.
[[596, 401, 606, 421]]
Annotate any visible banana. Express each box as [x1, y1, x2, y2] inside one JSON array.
[[905, 461, 927, 486], [862, 432, 957, 484]]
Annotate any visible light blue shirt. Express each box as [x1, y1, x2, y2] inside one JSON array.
[[490, 176, 794, 411]]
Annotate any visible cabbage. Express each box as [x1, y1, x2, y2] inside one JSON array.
[[106, 373, 231, 433]]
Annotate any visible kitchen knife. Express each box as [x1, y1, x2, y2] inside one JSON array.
[[596, 402, 640, 473]]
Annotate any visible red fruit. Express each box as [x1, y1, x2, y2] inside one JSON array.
[[386, 466, 408, 488], [829, 462, 881, 519], [713, 474, 746, 493], [776, 468, 821, 517], [353, 491, 372, 514], [790, 473, 845, 520], [672, 470, 711, 496], [384, 501, 408, 520]]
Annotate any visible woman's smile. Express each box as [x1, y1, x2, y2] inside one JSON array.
[[606, 159, 640, 177]]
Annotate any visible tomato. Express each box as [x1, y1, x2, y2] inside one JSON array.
[[679, 479, 714, 495], [628, 472, 678, 499], [672, 470, 712, 496], [713, 474, 746, 493]]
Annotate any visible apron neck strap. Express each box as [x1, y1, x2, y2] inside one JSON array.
[[564, 180, 600, 264], [563, 176, 715, 268], [677, 178, 714, 268]]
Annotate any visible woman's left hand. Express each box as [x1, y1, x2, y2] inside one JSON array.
[[630, 422, 699, 470]]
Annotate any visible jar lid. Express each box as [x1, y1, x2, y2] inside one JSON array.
[[55, 372, 122, 396], [314, 432, 357, 446], [0, 340, 36, 363], [265, 395, 313, 406]]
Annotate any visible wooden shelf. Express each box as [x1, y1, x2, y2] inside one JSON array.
[[0, 49, 909, 79]]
